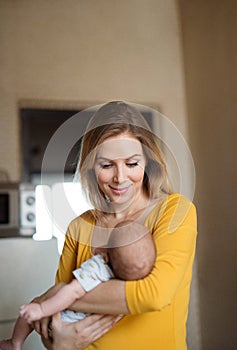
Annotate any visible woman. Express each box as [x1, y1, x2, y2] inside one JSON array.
[[39, 101, 197, 350]]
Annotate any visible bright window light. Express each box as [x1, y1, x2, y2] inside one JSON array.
[[33, 185, 53, 241], [51, 182, 92, 254]]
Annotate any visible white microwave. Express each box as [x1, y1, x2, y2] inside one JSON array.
[[0, 183, 36, 238], [0, 183, 19, 237]]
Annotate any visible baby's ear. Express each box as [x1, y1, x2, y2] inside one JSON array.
[[94, 247, 109, 263]]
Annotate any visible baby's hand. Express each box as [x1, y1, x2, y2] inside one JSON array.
[[19, 302, 43, 323]]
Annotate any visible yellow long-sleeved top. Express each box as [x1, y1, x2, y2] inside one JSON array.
[[56, 194, 197, 350]]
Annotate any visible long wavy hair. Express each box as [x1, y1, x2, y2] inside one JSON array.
[[77, 101, 173, 214]]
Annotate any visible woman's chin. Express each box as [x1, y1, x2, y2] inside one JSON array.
[[109, 194, 135, 210]]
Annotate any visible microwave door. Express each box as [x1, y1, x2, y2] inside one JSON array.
[[0, 193, 9, 225]]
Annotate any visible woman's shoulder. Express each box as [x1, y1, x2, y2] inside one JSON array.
[[163, 193, 195, 208], [68, 209, 96, 230], [147, 193, 196, 226], [153, 193, 195, 211], [65, 209, 95, 244]]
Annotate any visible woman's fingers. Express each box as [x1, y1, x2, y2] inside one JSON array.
[[33, 320, 41, 334], [41, 317, 51, 339], [33, 317, 51, 339], [73, 314, 119, 343], [50, 313, 119, 350], [88, 314, 117, 341], [41, 335, 53, 350]]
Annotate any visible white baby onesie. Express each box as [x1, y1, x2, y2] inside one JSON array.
[[61, 254, 114, 323]]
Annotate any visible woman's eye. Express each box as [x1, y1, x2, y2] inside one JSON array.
[[100, 164, 112, 169], [127, 162, 138, 167]]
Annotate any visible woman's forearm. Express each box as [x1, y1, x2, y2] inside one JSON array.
[[69, 279, 129, 315]]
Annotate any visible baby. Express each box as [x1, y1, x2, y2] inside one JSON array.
[[0, 221, 156, 350]]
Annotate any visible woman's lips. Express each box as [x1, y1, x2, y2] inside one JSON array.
[[109, 185, 131, 195]]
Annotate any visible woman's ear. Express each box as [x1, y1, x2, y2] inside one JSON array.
[[94, 247, 109, 263]]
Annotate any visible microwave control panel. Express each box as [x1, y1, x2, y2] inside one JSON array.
[[20, 184, 36, 236]]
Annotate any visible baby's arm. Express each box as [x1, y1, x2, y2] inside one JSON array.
[[20, 279, 85, 323]]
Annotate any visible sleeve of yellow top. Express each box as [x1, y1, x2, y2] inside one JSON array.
[[55, 219, 79, 284], [126, 194, 197, 314]]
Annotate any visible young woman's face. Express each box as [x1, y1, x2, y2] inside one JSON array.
[[94, 133, 147, 207]]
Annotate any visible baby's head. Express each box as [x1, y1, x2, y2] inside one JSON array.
[[106, 220, 156, 281]]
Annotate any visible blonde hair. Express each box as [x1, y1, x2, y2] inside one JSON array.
[[78, 101, 172, 213]]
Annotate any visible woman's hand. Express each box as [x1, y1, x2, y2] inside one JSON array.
[[33, 316, 52, 339], [42, 312, 119, 350]]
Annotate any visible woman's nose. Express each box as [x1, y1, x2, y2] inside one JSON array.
[[113, 165, 126, 183]]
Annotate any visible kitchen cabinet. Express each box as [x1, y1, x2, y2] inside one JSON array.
[[0, 238, 59, 350]]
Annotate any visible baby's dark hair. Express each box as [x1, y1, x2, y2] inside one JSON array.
[[107, 220, 156, 281]]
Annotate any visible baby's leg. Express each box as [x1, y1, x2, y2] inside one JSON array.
[[0, 339, 20, 350], [0, 316, 33, 350]]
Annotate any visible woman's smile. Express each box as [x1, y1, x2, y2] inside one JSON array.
[[109, 184, 132, 196]]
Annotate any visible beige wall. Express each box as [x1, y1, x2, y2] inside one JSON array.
[[0, 0, 187, 181], [179, 1, 237, 349]]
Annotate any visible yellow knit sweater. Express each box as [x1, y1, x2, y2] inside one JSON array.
[[56, 194, 197, 350]]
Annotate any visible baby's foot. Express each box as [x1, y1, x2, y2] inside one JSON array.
[[0, 339, 21, 350]]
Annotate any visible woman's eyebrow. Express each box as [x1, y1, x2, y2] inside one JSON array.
[[95, 156, 111, 161], [96, 154, 142, 161], [126, 154, 142, 160]]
